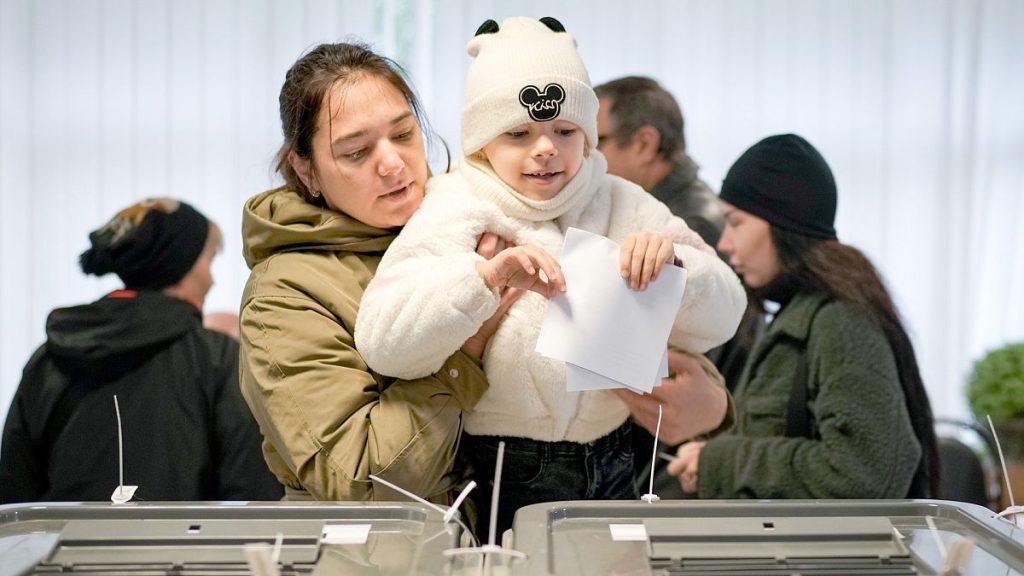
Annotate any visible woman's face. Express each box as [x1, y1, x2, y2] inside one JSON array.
[[717, 202, 781, 289], [292, 74, 428, 229]]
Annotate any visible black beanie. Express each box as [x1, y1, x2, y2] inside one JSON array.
[[79, 198, 210, 290], [719, 134, 837, 239]]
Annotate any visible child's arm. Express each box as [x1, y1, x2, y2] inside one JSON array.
[[356, 178, 562, 380], [664, 239, 747, 353], [608, 181, 747, 353], [355, 193, 498, 380]]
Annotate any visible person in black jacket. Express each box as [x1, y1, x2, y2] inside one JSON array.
[[0, 198, 282, 503]]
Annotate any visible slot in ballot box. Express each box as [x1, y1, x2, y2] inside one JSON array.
[[0, 501, 462, 575], [508, 499, 1024, 575]]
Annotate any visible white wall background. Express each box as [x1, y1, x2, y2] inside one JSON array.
[[1, 0, 1021, 429]]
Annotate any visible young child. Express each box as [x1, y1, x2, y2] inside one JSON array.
[[355, 16, 745, 535]]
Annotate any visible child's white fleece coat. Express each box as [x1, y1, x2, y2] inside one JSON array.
[[356, 153, 746, 443]]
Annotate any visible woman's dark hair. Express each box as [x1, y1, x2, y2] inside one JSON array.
[[274, 42, 446, 205], [759, 227, 940, 498]]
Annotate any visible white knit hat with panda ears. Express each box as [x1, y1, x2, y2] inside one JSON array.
[[460, 16, 598, 156]]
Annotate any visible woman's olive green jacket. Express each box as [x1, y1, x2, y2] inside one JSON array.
[[239, 187, 487, 504]]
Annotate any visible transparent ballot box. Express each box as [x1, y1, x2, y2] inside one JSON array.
[[0, 501, 462, 575], [508, 499, 1024, 575], [4, 499, 1022, 575]]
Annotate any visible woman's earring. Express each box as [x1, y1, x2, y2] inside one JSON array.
[[311, 189, 321, 198]]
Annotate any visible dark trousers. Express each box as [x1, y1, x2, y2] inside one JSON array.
[[464, 421, 637, 540]]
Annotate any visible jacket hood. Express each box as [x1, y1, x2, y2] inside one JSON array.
[[44, 291, 201, 377], [242, 187, 396, 269]]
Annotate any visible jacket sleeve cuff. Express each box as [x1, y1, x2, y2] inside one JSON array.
[[704, 391, 736, 439], [696, 436, 736, 498], [434, 350, 489, 410]]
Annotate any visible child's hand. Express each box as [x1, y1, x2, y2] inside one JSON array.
[[619, 231, 676, 290], [476, 244, 566, 298]]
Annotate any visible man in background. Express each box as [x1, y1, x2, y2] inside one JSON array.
[[595, 76, 724, 247], [596, 77, 755, 498]]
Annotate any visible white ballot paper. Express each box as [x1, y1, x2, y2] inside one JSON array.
[[565, 351, 668, 394], [536, 227, 686, 393]]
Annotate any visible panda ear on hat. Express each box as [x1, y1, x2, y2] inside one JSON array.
[[538, 17, 565, 32], [474, 19, 499, 36], [473, 16, 565, 36]]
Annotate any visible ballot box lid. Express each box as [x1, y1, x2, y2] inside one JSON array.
[[0, 500, 461, 576], [508, 499, 1024, 575]]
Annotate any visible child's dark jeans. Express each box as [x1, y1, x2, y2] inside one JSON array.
[[464, 421, 637, 540]]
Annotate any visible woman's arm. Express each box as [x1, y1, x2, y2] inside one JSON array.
[[609, 182, 747, 353], [612, 349, 733, 444], [240, 292, 488, 502], [665, 242, 747, 352]]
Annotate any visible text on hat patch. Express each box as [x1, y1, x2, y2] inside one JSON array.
[[519, 83, 564, 122]]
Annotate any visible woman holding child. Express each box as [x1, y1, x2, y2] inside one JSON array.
[[240, 19, 742, 529], [238, 43, 507, 505]]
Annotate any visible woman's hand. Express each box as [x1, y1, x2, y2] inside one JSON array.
[[476, 244, 566, 298], [667, 441, 705, 494], [612, 350, 728, 444], [619, 231, 677, 291]]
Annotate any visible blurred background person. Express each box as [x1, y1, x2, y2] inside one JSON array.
[[667, 134, 939, 499], [595, 76, 723, 246], [204, 311, 240, 340], [0, 198, 282, 503]]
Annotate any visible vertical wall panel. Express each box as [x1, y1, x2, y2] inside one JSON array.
[[96, 0, 136, 230], [135, 1, 172, 201], [218, 0, 273, 313], [168, 0, 204, 226], [940, 0, 982, 416], [967, 0, 1024, 371], [196, 0, 240, 313], [57, 0, 106, 342], [29, 1, 71, 347], [0, 0, 33, 423]]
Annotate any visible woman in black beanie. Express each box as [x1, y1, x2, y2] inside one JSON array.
[[666, 134, 939, 499]]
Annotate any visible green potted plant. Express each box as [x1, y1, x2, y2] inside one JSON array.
[[966, 342, 1024, 461]]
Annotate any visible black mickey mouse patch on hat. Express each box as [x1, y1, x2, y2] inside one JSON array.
[[519, 83, 564, 122]]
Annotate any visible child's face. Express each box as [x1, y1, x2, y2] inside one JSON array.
[[480, 120, 586, 201]]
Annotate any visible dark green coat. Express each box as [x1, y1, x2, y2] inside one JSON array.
[[699, 291, 921, 499]]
